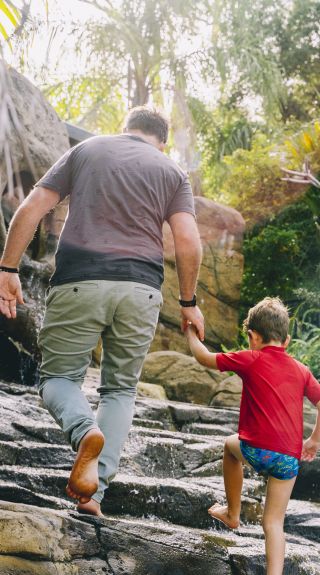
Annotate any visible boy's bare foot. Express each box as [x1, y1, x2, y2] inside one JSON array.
[[66, 428, 104, 503], [77, 499, 103, 517], [208, 504, 240, 529]]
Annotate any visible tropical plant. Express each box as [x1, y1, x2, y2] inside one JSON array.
[[77, 0, 206, 107], [44, 74, 125, 135], [240, 201, 320, 318], [189, 97, 255, 198], [207, 0, 320, 123], [285, 121, 320, 173], [289, 303, 320, 379], [0, 1, 21, 45], [217, 136, 288, 221]]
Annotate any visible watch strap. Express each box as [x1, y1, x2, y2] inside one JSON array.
[[0, 266, 19, 273], [179, 294, 197, 307]]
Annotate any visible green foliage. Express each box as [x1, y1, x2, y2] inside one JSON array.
[[208, 0, 287, 118], [189, 97, 255, 199], [240, 202, 320, 315], [285, 120, 320, 173], [276, 1, 320, 121], [0, 0, 21, 45], [44, 75, 125, 135], [78, 0, 205, 107], [219, 135, 290, 221], [241, 226, 301, 304], [208, 0, 320, 123], [289, 304, 320, 378]]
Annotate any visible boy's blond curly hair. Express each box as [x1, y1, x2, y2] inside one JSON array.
[[243, 297, 289, 344]]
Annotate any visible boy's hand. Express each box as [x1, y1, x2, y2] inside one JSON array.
[[185, 323, 198, 339], [184, 321, 218, 369], [181, 305, 204, 341], [301, 437, 320, 462]]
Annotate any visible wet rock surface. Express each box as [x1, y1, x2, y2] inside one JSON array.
[[0, 372, 319, 574]]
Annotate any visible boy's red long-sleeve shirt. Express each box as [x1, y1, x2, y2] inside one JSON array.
[[216, 346, 320, 459]]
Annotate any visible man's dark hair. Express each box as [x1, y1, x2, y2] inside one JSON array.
[[243, 297, 289, 344], [124, 106, 169, 144]]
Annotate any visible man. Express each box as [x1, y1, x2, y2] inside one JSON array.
[[0, 107, 204, 516]]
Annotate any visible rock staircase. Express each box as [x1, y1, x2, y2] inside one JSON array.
[[0, 372, 319, 574]]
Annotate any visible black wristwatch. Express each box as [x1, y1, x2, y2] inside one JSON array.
[[0, 266, 19, 273], [179, 294, 197, 307]]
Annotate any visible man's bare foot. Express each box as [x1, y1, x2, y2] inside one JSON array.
[[208, 504, 240, 529], [66, 428, 104, 503], [77, 499, 103, 517]]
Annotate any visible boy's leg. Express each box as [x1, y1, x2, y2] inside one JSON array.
[[262, 476, 296, 575], [209, 433, 246, 528]]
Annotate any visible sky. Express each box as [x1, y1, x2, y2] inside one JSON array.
[[4, 0, 102, 81]]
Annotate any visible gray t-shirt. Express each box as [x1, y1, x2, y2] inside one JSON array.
[[36, 134, 195, 289]]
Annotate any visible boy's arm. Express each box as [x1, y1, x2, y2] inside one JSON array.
[[301, 400, 320, 461], [185, 325, 218, 369]]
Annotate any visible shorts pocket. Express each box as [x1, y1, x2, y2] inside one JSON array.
[[46, 282, 99, 305], [134, 285, 163, 308]]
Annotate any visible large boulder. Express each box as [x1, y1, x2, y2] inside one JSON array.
[[0, 64, 70, 382], [141, 351, 225, 405], [151, 197, 245, 353], [0, 61, 70, 252], [210, 374, 243, 407], [0, 62, 69, 189]]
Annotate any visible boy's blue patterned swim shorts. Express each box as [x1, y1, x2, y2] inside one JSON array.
[[240, 441, 299, 480]]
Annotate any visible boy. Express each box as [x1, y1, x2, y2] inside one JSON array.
[[185, 297, 320, 575]]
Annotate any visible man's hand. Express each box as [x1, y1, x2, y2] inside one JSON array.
[[0, 185, 59, 320], [181, 305, 205, 341], [301, 437, 320, 462], [0, 272, 24, 319]]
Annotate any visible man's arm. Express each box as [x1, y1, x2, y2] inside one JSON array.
[[301, 400, 320, 462], [185, 325, 217, 368], [168, 212, 204, 340], [0, 186, 60, 319]]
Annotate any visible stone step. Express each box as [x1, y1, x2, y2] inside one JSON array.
[[0, 500, 318, 575], [292, 455, 320, 503], [285, 499, 320, 543], [0, 439, 73, 468], [167, 402, 239, 427], [0, 465, 262, 530], [181, 422, 235, 436], [0, 380, 319, 574], [123, 430, 224, 479], [132, 417, 164, 429], [0, 481, 72, 510]]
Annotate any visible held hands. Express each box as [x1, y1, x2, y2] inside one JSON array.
[[301, 437, 320, 462], [0, 272, 24, 319], [180, 305, 205, 341]]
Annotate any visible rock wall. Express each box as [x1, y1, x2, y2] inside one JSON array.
[[151, 197, 245, 353], [141, 350, 242, 406], [0, 63, 69, 379], [0, 61, 70, 253]]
